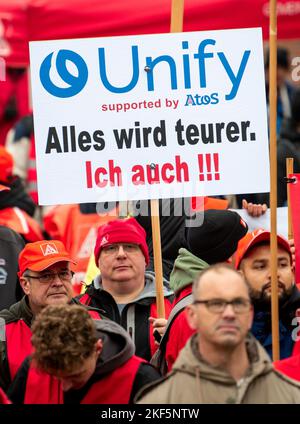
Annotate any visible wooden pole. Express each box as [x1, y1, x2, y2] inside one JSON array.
[[286, 158, 294, 240], [269, 0, 280, 361], [149, 0, 185, 318], [170, 0, 184, 32], [150, 199, 165, 318]]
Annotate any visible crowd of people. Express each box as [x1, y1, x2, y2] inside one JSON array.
[[1, 45, 300, 405], [0, 203, 300, 404]]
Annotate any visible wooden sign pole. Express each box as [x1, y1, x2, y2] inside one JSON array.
[[150, 0, 185, 318], [269, 0, 280, 361], [150, 199, 165, 318]]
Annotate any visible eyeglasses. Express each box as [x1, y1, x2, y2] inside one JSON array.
[[25, 270, 74, 284], [193, 298, 251, 314], [101, 243, 140, 255]]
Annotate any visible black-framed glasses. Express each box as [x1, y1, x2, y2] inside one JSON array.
[[25, 270, 74, 284], [193, 298, 251, 314]]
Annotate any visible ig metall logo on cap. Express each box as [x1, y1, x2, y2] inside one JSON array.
[[40, 242, 59, 256]]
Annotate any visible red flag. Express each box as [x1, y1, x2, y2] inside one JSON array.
[[288, 173, 300, 285]]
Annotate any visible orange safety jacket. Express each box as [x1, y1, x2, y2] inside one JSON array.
[[27, 134, 38, 204], [0, 207, 43, 242], [43, 204, 118, 292]]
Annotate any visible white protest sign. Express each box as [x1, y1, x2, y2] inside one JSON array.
[[235, 207, 288, 239], [29, 28, 269, 205]]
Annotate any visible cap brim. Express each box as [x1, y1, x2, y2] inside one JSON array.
[[0, 184, 10, 192], [28, 257, 77, 272], [242, 231, 291, 261]]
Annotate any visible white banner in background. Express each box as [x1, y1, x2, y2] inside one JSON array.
[[237, 207, 288, 239], [29, 28, 269, 205]]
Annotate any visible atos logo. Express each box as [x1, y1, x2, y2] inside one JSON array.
[[39, 50, 88, 98]]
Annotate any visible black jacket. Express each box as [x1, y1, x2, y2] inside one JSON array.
[[78, 271, 174, 361], [0, 176, 36, 216], [0, 226, 24, 311]]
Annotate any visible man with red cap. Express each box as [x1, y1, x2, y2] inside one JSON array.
[[0, 239, 100, 391], [0, 146, 42, 242], [235, 229, 299, 359], [79, 217, 173, 361]]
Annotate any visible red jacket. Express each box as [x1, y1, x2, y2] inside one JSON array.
[[0, 387, 11, 404], [5, 320, 32, 382], [165, 285, 195, 371], [8, 320, 160, 404], [24, 356, 144, 404], [0, 296, 102, 391], [274, 355, 300, 381], [0, 207, 43, 242]]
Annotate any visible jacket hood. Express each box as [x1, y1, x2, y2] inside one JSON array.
[[0, 176, 36, 216], [93, 319, 135, 377], [170, 248, 209, 294], [172, 333, 273, 386], [92, 270, 173, 302]]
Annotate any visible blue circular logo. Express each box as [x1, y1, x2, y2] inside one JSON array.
[[39, 50, 88, 98]]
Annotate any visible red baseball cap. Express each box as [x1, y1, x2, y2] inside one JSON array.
[[18, 240, 76, 277], [235, 229, 291, 270], [0, 147, 13, 184], [94, 217, 149, 266]]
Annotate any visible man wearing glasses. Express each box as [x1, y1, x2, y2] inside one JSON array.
[[0, 240, 99, 391], [136, 264, 300, 403], [79, 217, 173, 361]]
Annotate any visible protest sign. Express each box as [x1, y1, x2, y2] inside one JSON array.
[[29, 28, 269, 205]]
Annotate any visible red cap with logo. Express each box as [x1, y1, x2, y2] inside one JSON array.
[[18, 240, 76, 277], [94, 217, 149, 266], [235, 229, 291, 270]]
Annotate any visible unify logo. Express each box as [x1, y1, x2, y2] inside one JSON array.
[[40, 242, 59, 256], [39, 49, 88, 98], [39, 38, 251, 100]]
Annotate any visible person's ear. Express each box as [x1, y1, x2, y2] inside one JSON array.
[[185, 305, 198, 331], [19, 277, 30, 295], [248, 305, 254, 331], [95, 339, 103, 356], [238, 268, 245, 277]]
